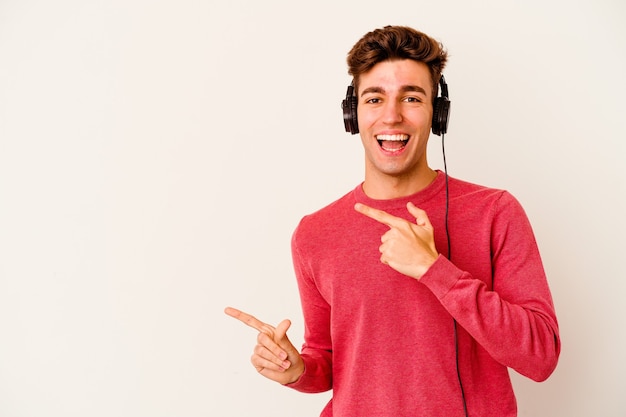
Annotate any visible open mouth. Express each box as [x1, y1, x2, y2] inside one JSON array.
[[376, 134, 409, 152]]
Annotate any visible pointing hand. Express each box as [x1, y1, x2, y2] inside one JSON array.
[[354, 201, 439, 279], [224, 307, 304, 385]]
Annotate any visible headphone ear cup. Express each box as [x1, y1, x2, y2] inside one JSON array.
[[342, 85, 359, 134], [432, 96, 450, 136]]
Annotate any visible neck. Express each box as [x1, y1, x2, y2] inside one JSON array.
[[362, 168, 438, 200]]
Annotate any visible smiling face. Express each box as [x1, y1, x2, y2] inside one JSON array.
[[356, 59, 436, 198]]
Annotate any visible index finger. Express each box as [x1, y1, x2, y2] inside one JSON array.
[[224, 306, 268, 333], [354, 202, 404, 228]]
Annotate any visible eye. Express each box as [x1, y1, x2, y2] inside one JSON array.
[[404, 96, 423, 103], [365, 97, 382, 104]]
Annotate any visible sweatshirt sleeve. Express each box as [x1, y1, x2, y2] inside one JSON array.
[[419, 192, 561, 382], [284, 226, 333, 393]]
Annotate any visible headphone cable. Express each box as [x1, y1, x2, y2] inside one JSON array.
[[442, 132, 469, 417]]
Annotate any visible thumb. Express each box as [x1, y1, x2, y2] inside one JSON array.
[[275, 319, 300, 357], [275, 319, 292, 341], [407, 202, 432, 228]]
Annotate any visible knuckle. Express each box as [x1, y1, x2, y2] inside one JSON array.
[[260, 324, 275, 336]]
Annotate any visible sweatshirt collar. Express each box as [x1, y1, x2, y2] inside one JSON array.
[[353, 170, 446, 210]]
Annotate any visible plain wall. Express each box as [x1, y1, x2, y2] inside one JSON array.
[[1, 0, 625, 416]]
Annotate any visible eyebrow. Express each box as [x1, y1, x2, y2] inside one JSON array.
[[360, 84, 428, 97]]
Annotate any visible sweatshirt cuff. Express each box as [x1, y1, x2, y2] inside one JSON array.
[[283, 354, 332, 393], [419, 254, 463, 301]]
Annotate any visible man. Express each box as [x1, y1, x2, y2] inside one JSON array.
[[225, 25, 560, 416]]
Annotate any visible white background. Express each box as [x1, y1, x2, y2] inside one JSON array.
[[1, 0, 625, 416]]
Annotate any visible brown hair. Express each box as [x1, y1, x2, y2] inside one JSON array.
[[347, 25, 448, 100]]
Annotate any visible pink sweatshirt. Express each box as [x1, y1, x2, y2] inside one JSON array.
[[288, 171, 560, 417]]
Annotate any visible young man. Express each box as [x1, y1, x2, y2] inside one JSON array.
[[225, 25, 560, 416]]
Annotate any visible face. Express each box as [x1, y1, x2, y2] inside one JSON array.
[[356, 59, 434, 185]]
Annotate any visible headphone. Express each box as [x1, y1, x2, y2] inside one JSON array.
[[342, 75, 451, 136]]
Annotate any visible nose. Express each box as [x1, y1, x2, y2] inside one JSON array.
[[381, 100, 403, 125]]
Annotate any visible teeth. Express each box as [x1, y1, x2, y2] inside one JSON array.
[[376, 134, 409, 141]]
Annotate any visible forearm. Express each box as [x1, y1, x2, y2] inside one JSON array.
[[421, 255, 560, 381]]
